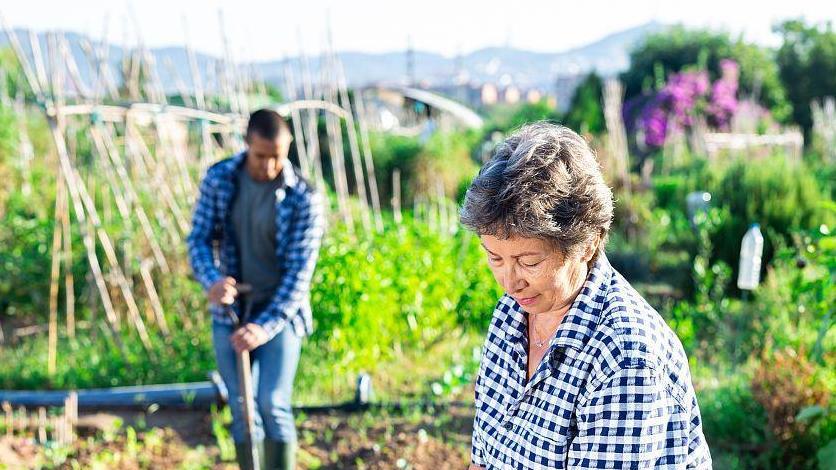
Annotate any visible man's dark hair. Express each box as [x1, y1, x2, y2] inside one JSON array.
[[246, 108, 291, 140]]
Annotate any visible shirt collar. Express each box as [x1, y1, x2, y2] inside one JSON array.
[[230, 150, 299, 189], [500, 254, 613, 351]]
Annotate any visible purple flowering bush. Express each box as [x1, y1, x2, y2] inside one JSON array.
[[628, 59, 750, 149]]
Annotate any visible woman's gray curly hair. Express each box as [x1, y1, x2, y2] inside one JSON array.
[[460, 122, 614, 259]]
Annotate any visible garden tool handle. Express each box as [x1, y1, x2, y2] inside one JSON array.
[[222, 283, 253, 326]]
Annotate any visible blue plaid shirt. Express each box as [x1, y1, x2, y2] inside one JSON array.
[[472, 255, 712, 469], [187, 152, 325, 338]]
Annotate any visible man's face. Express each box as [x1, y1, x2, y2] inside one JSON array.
[[245, 131, 292, 182]]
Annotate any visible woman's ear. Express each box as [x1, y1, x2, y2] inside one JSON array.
[[580, 237, 600, 263]]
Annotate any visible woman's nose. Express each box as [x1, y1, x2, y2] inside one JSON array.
[[502, 265, 526, 294]]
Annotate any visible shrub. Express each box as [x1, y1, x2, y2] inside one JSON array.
[[751, 347, 835, 469], [709, 156, 834, 282]]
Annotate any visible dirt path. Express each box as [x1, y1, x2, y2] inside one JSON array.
[[0, 404, 474, 469]]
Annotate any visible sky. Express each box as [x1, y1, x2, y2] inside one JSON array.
[[1, 0, 834, 62]]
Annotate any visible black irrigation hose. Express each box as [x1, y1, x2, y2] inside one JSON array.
[[297, 399, 472, 415], [0, 373, 472, 413]]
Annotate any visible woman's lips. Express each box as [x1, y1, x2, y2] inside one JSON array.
[[516, 294, 539, 306]]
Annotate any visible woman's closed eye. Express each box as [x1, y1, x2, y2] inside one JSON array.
[[520, 257, 545, 268]]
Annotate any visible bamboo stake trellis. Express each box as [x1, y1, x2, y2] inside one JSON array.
[[1, 20, 396, 372]]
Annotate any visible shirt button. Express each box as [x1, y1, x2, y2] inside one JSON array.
[[503, 421, 513, 431]]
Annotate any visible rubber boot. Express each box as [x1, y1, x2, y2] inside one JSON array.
[[235, 440, 265, 470], [264, 440, 296, 470]]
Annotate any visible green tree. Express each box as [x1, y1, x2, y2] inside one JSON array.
[[486, 100, 561, 133], [0, 48, 32, 102], [563, 72, 605, 135], [775, 20, 836, 139]]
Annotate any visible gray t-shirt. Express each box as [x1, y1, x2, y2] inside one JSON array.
[[231, 169, 284, 305]]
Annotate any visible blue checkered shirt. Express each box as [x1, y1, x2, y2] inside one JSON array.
[[186, 152, 325, 338], [471, 255, 712, 469]]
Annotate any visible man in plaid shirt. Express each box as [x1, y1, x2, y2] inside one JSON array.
[[187, 109, 325, 469], [461, 123, 711, 469]]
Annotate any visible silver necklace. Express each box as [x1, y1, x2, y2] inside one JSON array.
[[530, 313, 556, 348]]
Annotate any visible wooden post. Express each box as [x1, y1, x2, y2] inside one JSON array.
[[3, 402, 11, 437], [392, 169, 402, 225], [17, 406, 26, 437], [603, 78, 631, 192], [37, 407, 47, 443], [436, 180, 448, 235], [65, 392, 77, 444]]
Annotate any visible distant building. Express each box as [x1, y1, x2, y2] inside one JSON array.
[[480, 83, 498, 106], [526, 89, 542, 104], [428, 81, 555, 110], [503, 85, 520, 105]]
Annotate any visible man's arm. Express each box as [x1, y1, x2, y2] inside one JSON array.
[[569, 365, 674, 469], [250, 190, 326, 338], [187, 171, 225, 290]]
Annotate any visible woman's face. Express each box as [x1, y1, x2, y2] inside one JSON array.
[[480, 234, 596, 315]]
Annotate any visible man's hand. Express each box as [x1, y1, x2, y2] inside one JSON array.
[[231, 323, 269, 352], [208, 277, 238, 306]]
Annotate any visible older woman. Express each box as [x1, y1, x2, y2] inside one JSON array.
[[462, 123, 712, 469]]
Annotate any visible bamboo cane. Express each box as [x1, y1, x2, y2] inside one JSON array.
[[50, 116, 123, 343], [96, 122, 170, 273], [352, 89, 384, 231], [59, 34, 91, 99], [334, 60, 372, 235], [0, 13, 44, 98], [47, 170, 66, 375], [125, 120, 188, 239], [282, 62, 312, 179], [71, 171, 152, 351], [28, 29, 49, 98], [14, 93, 34, 197], [298, 48, 326, 191], [139, 258, 169, 335], [321, 55, 354, 231], [60, 159, 75, 339], [183, 16, 206, 110]]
